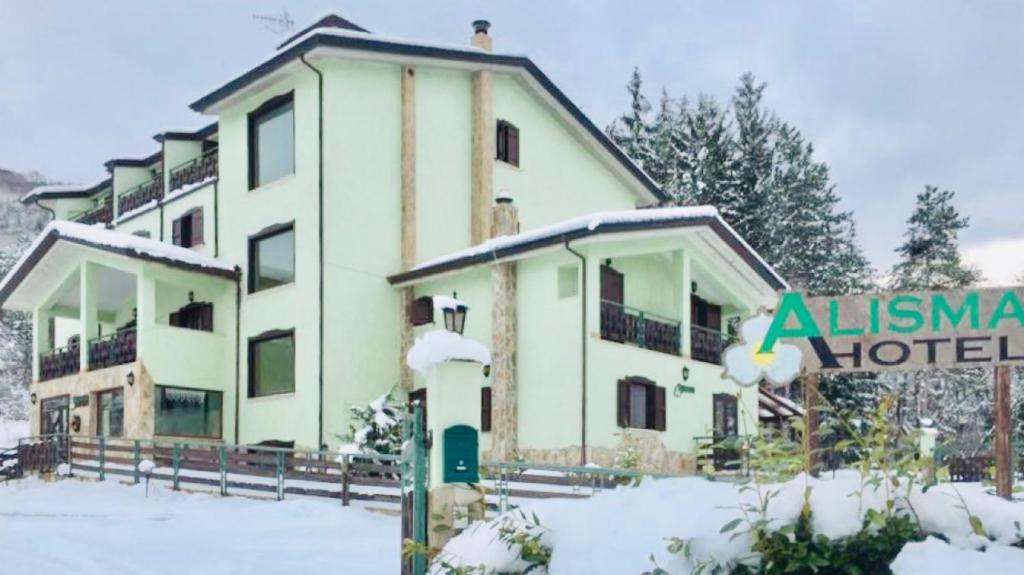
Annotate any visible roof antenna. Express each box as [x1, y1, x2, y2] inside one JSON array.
[[252, 9, 295, 37]]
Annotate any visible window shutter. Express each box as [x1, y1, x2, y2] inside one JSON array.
[[169, 311, 181, 328], [410, 296, 434, 326], [171, 217, 182, 246], [199, 302, 214, 332], [481, 387, 492, 432], [508, 125, 520, 167], [495, 122, 506, 161], [617, 379, 630, 427], [653, 385, 667, 431], [192, 209, 204, 245]]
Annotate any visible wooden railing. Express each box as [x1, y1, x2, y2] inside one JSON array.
[[39, 345, 80, 381], [168, 147, 218, 192], [117, 176, 163, 215], [600, 300, 681, 356], [87, 328, 136, 371], [691, 325, 733, 365], [72, 197, 113, 226]]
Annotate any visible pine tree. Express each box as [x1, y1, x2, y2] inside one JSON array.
[[887, 187, 986, 439], [677, 95, 737, 211], [647, 90, 685, 200], [730, 74, 777, 253], [607, 68, 657, 174]]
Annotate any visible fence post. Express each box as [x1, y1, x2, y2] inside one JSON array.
[[219, 445, 228, 496], [172, 443, 181, 491], [276, 450, 285, 501], [133, 440, 141, 484], [98, 437, 106, 482], [340, 454, 350, 507]]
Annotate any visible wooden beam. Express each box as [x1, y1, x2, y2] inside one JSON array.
[[994, 365, 1012, 499]]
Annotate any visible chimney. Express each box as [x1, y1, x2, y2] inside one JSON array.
[[471, 19, 492, 51]]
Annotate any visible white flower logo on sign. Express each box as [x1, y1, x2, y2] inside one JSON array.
[[723, 312, 803, 387]]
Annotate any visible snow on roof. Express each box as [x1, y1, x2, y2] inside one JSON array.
[[0, 221, 235, 302], [413, 206, 721, 272], [406, 330, 491, 374], [22, 183, 101, 202], [432, 294, 467, 311]]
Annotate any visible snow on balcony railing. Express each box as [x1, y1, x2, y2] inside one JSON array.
[[117, 177, 163, 215], [168, 147, 218, 193]]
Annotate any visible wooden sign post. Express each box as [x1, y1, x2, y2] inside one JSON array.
[[994, 365, 1012, 499]]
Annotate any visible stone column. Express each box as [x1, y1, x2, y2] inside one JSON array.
[[470, 21, 494, 245], [490, 197, 518, 461], [399, 64, 417, 390]]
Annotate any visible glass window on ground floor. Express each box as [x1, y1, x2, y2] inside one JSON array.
[[40, 395, 69, 435], [248, 330, 295, 397], [154, 386, 222, 438], [95, 388, 124, 437]]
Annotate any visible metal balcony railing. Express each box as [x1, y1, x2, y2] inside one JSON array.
[[72, 197, 113, 226], [600, 300, 681, 356], [691, 325, 734, 365], [117, 176, 163, 215], [168, 147, 218, 192], [87, 328, 136, 371], [39, 345, 80, 381]]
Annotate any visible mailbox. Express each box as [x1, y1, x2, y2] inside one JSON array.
[[442, 425, 479, 484]]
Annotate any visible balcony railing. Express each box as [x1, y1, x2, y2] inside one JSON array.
[[88, 328, 136, 371], [600, 300, 681, 356], [117, 176, 163, 216], [39, 345, 80, 381], [691, 325, 734, 365], [168, 147, 218, 192], [72, 198, 113, 226]]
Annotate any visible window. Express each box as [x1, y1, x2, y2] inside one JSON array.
[[713, 393, 738, 438], [132, 230, 151, 239], [40, 395, 69, 435], [616, 377, 666, 431], [154, 386, 222, 438], [169, 302, 214, 332], [410, 296, 434, 326], [95, 388, 124, 437], [172, 208, 204, 248], [249, 223, 295, 293], [248, 330, 295, 397], [249, 92, 295, 189], [481, 387, 492, 432], [496, 120, 519, 166]]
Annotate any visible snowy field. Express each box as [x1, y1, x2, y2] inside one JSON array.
[[0, 476, 400, 574]]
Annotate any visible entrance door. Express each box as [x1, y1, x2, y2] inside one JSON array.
[[96, 388, 124, 437], [712, 393, 738, 438], [40, 396, 69, 435], [600, 265, 624, 304]]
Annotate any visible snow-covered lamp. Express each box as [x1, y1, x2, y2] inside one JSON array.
[[442, 295, 468, 335]]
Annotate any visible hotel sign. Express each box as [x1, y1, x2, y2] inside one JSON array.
[[760, 286, 1024, 373]]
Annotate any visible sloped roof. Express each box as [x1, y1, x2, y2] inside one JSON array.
[[22, 179, 111, 204], [189, 19, 666, 204], [387, 206, 788, 290], [0, 221, 238, 308]]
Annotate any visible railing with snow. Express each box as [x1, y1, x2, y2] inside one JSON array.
[[117, 175, 164, 215], [168, 147, 218, 192], [72, 196, 113, 226]]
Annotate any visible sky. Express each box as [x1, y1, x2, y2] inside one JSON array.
[[2, 0, 1022, 278]]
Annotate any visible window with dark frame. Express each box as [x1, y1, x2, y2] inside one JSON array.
[[171, 208, 204, 248], [496, 119, 520, 167], [248, 92, 295, 190], [481, 387, 492, 432], [248, 330, 295, 398], [248, 223, 295, 293], [154, 385, 223, 438], [616, 377, 666, 431], [410, 296, 434, 326], [169, 302, 214, 332]]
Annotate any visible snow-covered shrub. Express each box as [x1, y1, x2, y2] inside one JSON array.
[[338, 390, 404, 457]]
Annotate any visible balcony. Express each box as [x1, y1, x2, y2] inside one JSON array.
[[168, 147, 218, 192], [39, 345, 80, 382], [87, 328, 136, 371], [117, 176, 163, 215], [691, 325, 733, 365], [600, 300, 681, 356], [73, 198, 113, 226]]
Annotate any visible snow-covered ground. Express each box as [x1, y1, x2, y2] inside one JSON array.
[[0, 477, 400, 574], [441, 470, 1024, 574]]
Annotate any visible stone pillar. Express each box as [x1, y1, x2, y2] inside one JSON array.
[[470, 20, 494, 245], [490, 197, 519, 461], [79, 263, 97, 372], [399, 64, 417, 390]]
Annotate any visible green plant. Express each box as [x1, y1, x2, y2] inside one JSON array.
[[496, 510, 552, 573]]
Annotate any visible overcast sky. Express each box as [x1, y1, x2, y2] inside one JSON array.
[[2, 1, 1022, 277]]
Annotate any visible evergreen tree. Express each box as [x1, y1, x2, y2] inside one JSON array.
[[607, 68, 657, 174], [647, 90, 685, 200], [729, 74, 777, 252], [677, 95, 737, 211]]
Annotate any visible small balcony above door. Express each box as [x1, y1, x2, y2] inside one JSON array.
[[598, 261, 682, 356]]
